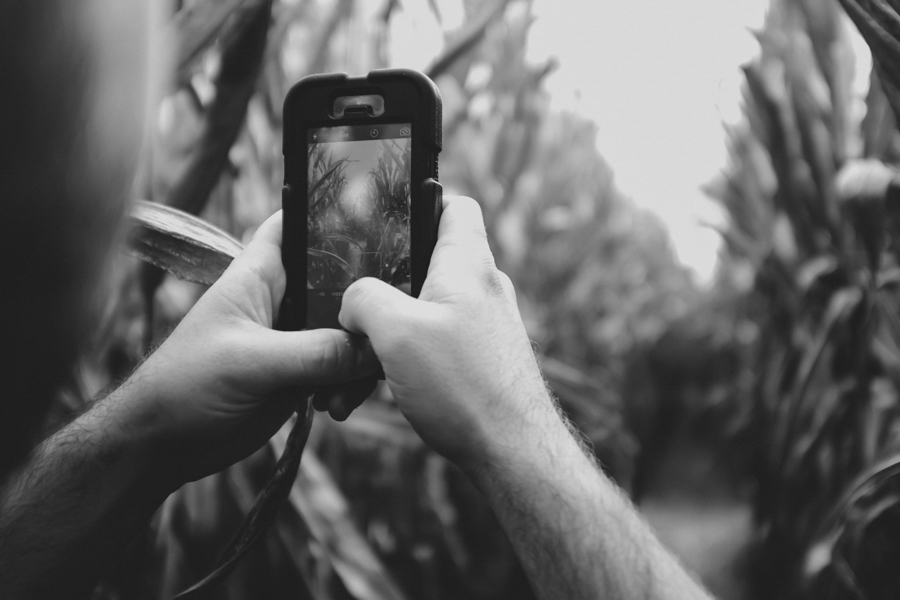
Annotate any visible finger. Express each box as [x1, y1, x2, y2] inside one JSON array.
[[223, 210, 284, 284], [425, 196, 508, 300], [338, 277, 427, 341], [249, 327, 379, 387], [334, 375, 379, 418], [214, 211, 287, 318], [312, 376, 379, 421], [245, 209, 284, 248], [230, 210, 284, 271], [432, 196, 494, 264], [312, 389, 329, 412]]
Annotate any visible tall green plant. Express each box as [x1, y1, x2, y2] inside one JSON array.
[[712, 0, 900, 596]]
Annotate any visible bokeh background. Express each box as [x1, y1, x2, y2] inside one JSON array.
[[58, 0, 900, 598]]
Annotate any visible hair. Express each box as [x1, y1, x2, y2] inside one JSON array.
[[0, 2, 149, 480]]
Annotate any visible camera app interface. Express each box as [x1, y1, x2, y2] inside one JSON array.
[[306, 123, 411, 325]]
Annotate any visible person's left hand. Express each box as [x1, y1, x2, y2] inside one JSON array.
[[130, 211, 378, 485]]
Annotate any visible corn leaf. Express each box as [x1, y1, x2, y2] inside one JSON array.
[[128, 200, 242, 286]]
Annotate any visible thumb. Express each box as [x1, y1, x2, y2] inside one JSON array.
[[339, 277, 425, 341], [249, 327, 379, 387]]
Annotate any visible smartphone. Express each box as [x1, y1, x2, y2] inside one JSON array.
[[280, 69, 442, 330]]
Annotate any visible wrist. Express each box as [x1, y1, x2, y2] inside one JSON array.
[[98, 374, 185, 497], [462, 389, 582, 492]]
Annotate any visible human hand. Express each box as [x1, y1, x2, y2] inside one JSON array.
[[132, 211, 378, 485], [338, 196, 555, 473]]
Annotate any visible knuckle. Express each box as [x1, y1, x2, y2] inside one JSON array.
[[344, 277, 377, 303], [476, 258, 509, 299], [340, 278, 372, 319], [482, 266, 506, 297], [496, 270, 517, 303], [469, 216, 489, 241], [341, 279, 363, 305], [304, 332, 343, 377]]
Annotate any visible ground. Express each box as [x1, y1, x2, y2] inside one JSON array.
[[640, 422, 755, 600]]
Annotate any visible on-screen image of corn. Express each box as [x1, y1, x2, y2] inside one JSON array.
[[306, 124, 412, 293]]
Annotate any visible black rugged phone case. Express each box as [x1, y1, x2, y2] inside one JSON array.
[[280, 69, 442, 331]]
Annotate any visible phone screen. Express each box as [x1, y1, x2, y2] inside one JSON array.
[[306, 123, 412, 326]]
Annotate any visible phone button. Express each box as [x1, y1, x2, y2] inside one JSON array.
[[422, 178, 442, 239]]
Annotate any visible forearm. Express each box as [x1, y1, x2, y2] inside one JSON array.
[[0, 377, 175, 599], [468, 394, 712, 600]]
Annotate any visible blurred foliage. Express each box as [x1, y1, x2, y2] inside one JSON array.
[[53, 1, 701, 599], [434, 5, 697, 484], [711, 0, 900, 597], [53, 0, 900, 597]]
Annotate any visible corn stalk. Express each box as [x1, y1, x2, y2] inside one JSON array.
[[712, 0, 900, 596]]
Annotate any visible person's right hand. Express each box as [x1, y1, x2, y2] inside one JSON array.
[[338, 196, 556, 473]]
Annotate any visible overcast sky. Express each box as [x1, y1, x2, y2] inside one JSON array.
[[525, 0, 769, 284], [389, 0, 870, 284]]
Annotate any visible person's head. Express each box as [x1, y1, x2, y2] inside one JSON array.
[[0, 1, 157, 479]]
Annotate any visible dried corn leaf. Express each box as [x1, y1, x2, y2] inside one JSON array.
[[128, 200, 242, 286]]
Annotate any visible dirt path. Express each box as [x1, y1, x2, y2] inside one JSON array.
[[638, 433, 755, 600]]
